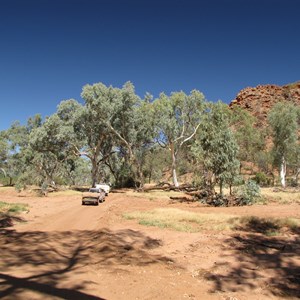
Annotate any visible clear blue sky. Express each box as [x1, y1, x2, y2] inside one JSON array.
[[1, 0, 299, 130]]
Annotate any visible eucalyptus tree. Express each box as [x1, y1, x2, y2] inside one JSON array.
[[0, 131, 8, 179], [29, 114, 73, 187], [62, 157, 92, 186], [153, 90, 207, 187], [143, 146, 170, 184], [129, 96, 156, 187], [55, 98, 112, 187], [0, 115, 42, 186], [268, 102, 299, 187], [80, 82, 155, 188], [230, 106, 265, 171], [194, 101, 240, 195]]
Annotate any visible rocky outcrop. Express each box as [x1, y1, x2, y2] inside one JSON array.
[[229, 81, 300, 125]]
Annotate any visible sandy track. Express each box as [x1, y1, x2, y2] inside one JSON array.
[[0, 190, 299, 299]]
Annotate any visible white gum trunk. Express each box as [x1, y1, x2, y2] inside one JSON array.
[[172, 167, 179, 187], [170, 143, 179, 187], [280, 157, 286, 188]]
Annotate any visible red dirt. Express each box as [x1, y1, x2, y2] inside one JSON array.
[[0, 188, 299, 300]]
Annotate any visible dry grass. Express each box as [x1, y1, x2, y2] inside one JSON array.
[[47, 190, 82, 197], [0, 186, 15, 193], [237, 215, 300, 236], [261, 187, 300, 204], [0, 201, 29, 214], [124, 190, 188, 201], [123, 207, 300, 235], [123, 208, 238, 232], [138, 186, 300, 205]]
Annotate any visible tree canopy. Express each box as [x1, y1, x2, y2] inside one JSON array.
[[2, 81, 299, 193]]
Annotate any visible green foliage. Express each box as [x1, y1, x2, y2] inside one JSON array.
[[253, 172, 269, 186], [230, 106, 265, 164], [14, 181, 26, 192], [255, 151, 274, 177], [0, 174, 11, 186], [29, 115, 71, 186], [0, 116, 43, 187], [66, 158, 92, 186], [191, 173, 205, 188], [268, 102, 298, 165], [234, 180, 261, 205], [194, 101, 240, 194], [57, 81, 156, 188], [0, 131, 8, 163], [268, 101, 299, 187], [5, 82, 286, 191], [153, 90, 207, 186], [143, 147, 170, 183]]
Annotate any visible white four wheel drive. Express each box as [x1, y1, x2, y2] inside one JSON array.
[[95, 183, 111, 195]]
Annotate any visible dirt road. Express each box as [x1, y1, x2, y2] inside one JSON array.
[[0, 189, 299, 299]]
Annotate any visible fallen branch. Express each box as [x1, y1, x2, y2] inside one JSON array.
[[169, 196, 195, 203], [145, 183, 198, 192]]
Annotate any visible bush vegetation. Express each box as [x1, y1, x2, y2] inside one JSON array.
[[1, 82, 299, 195]]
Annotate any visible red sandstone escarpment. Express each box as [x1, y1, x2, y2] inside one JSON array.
[[229, 81, 300, 125]]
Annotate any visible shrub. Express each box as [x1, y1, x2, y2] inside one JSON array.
[[234, 180, 261, 205], [15, 182, 26, 192], [253, 172, 268, 186], [192, 174, 205, 188], [286, 177, 298, 187]]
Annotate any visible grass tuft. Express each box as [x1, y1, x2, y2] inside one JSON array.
[[0, 201, 29, 214]]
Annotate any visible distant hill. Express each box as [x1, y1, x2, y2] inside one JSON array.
[[229, 81, 300, 125]]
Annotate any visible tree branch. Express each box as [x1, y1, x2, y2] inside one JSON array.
[[174, 118, 186, 143], [97, 151, 116, 165], [107, 122, 133, 157], [179, 123, 201, 147]]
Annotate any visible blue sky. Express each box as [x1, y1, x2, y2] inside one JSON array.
[[0, 0, 299, 130]]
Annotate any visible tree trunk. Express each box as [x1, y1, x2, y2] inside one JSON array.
[[280, 156, 286, 188], [136, 163, 145, 190], [170, 143, 179, 187], [293, 167, 300, 186], [219, 179, 223, 196], [91, 159, 98, 188], [105, 161, 117, 182], [271, 172, 275, 186]]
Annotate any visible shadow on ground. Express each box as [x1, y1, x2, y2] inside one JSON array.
[[0, 215, 24, 228], [0, 228, 170, 299], [204, 218, 300, 298]]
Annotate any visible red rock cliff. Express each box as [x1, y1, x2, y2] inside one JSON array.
[[229, 81, 300, 125]]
